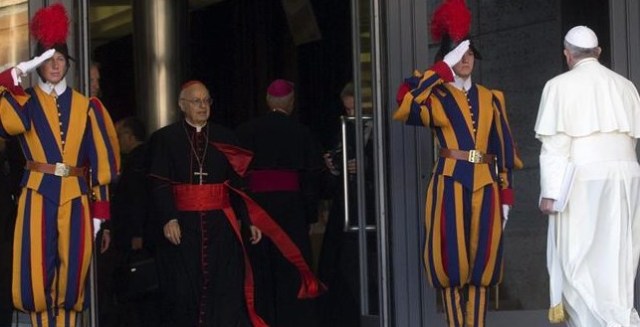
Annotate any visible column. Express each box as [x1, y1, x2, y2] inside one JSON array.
[[133, 0, 188, 132]]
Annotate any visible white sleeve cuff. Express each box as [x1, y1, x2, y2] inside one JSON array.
[[539, 134, 572, 199]]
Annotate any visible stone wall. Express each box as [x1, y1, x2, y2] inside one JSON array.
[[471, 0, 562, 310]]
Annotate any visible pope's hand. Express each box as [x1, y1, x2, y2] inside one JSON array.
[[12, 49, 56, 86], [539, 198, 557, 216], [443, 40, 470, 68]]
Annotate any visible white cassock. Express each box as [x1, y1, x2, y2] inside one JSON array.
[[535, 57, 640, 326]]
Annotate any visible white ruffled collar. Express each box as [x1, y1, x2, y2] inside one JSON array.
[[37, 77, 67, 96], [450, 75, 472, 92]]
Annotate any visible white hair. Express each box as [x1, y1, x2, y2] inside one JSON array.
[[564, 40, 600, 60]]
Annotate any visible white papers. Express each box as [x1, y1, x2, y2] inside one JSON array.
[[552, 162, 576, 212], [547, 217, 564, 310]]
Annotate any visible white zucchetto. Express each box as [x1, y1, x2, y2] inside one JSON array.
[[564, 25, 598, 49]]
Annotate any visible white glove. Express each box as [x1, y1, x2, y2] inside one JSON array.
[[502, 204, 510, 229], [13, 49, 56, 85], [93, 218, 103, 239], [443, 40, 470, 68], [10, 68, 19, 86]]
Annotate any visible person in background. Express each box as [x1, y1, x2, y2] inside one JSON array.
[[0, 139, 16, 327], [317, 81, 377, 327], [393, 1, 522, 325], [90, 62, 102, 98], [108, 116, 159, 326], [236, 79, 323, 326], [86, 58, 121, 327], [339, 82, 355, 116], [536, 25, 640, 325], [112, 117, 148, 256], [0, 137, 22, 327], [89, 62, 123, 327], [0, 4, 119, 326]]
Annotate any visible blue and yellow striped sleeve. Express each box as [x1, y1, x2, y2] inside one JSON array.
[[393, 61, 453, 127], [0, 70, 31, 137], [87, 97, 120, 218], [489, 90, 523, 204]]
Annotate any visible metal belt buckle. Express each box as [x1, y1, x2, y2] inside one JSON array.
[[468, 150, 483, 164], [54, 163, 70, 177]]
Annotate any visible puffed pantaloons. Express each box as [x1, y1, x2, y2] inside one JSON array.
[[13, 189, 93, 327], [425, 175, 503, 327]]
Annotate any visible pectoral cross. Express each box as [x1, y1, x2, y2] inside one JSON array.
[[194, 167, 208, 184]]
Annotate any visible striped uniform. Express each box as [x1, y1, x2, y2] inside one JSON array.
[[394, 62, 522, 327], [0, 75, 119, 327]]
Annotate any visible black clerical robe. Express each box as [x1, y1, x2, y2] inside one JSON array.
[[149, 121, 253, 327], [111, 144, 150, 250], [149, 120, 323, 327], [236, 111, 323, 327]]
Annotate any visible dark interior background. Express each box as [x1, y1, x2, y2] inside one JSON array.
[[93, 0, 353, 150]]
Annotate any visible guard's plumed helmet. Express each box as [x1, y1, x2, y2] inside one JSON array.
[[31, 3, 72, 61], [430, 0, 482, 61]]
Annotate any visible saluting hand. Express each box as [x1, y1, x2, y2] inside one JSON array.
[[164, 219, 182, 245], [12, 49, 56, 86], [443, 40, 470, 68]]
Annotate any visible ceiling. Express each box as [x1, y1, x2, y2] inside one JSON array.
[[90, 0, 224, 46]]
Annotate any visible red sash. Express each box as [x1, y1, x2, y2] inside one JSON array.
[[173, 184, 229, 211], [171, 182, 326, 327], [247, 170, 300, 192]]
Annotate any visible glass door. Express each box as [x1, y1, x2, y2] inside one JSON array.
[[345, 0, 388, 325]]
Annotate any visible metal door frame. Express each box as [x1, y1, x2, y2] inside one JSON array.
[[349, 0, 391, 325]]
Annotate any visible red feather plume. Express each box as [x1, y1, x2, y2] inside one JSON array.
[[430, 0, 471, 43], [30, 3, 69, 48]]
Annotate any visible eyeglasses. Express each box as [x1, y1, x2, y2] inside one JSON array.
[[181, 97, 213, 107]]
